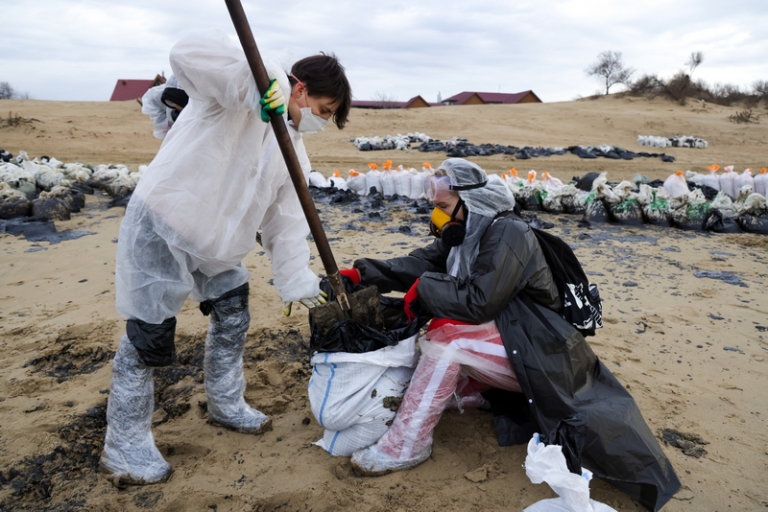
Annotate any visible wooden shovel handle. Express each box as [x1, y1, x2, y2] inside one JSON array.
[[224, 0, 348, 308]]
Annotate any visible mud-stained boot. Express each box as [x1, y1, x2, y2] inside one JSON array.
[[99, 336, 172, 488]]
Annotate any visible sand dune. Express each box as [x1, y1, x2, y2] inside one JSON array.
[[0, 95, 767, 511]]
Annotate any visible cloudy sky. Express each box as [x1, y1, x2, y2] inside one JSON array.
[[2, 0, 767, 104]]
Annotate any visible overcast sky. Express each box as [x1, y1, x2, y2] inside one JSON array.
[[2, 0, 767, 104]]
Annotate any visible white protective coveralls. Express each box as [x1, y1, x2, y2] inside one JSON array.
[[141, 75, 184, 140], [102, 29, 320, 486], [117, 29, 319, 322]]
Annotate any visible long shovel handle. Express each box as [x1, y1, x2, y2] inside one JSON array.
[[224, 0, 350, 311]]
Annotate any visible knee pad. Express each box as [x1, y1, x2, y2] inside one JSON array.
[[126, 317, 177, 367], [199, 282, 249, 323]]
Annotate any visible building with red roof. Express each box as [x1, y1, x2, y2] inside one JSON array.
[[352, 95, 434, 109], [351, 91, 542, 109], [109, 74, 166, 101], [441, 90, 542, 106]]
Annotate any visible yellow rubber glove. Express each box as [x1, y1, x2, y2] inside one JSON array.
[[283, 291, 328, 316], [259, 79, 286, 122]]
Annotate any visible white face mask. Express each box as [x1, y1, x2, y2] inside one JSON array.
[[298, 107, 328, 133]]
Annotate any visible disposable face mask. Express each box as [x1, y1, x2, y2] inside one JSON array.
[[298, 107, 327, 133], [292, 83, 329, 133]]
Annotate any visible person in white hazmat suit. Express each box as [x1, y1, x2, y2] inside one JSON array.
[[99, 29, 352, 487], [140, 75, 189, 140]]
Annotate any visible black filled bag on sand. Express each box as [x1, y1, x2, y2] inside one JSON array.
[[669, 203, 710, 232], [608, 198, 643, 226], [32, 197, 71, 221], [69, 189, 86, 212], [704, 209, 742, 234], [0, 199, 32, 220], [583, 197, 610, 224], [310, 276, 431, 354], [560, 194, 587, 215], [641, 195, 671, 227], [736, 214, 768, 235]]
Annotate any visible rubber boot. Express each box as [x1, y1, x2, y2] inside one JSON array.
[[351, 354, 461, 476], [100, 336, 172, 487], [204, 291, 271, 434]]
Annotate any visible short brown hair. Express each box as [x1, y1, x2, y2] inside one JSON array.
[[290, 53, 352, 130]]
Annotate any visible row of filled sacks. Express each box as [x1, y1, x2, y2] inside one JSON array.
[[509, 170, 768, 234], [683, 164, 767, 199], [637, 135, 708, 149], [0, 150, 146, 197], [0, 150, 147, 220], [307, 161, 435, 200], [350, 132, 433, 151]]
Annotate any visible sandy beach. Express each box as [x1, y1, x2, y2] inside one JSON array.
[[1, 95, 767, 511]]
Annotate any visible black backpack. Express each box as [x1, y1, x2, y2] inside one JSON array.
[[531, 228, 603, 337]]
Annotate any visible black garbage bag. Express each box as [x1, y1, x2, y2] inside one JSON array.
[[540, 193, 564, 214], [69, 189, 86, 212], [310, 276, 431, 354], [688, 181, 719, 200], [560, 193, 587, 214], [704, 209, 742, 234], [669, 203, 710, 232], [0, 199, 32, 220], [70, 182, 94, 195], [513, 187, 540, 211], [575, 172, 600, 192], [736, 213, 768, 235], [540, 413, 588, 475], [584, 197, 610, 224], [608, 198, 644, 226], [32, 197, 71, 221], [640, 190, 671, 226]]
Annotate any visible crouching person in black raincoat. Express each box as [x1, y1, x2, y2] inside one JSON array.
[[343, 159, 680, 511]]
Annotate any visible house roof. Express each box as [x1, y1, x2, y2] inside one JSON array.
[[352, 95, 432, 109], [443, 90, 541, 105], [110, 75, 166, 101]]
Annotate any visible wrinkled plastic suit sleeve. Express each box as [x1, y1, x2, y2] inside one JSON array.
[[261, 178, 320, 303], [418, 225, 532, 324], [141, 84, 171, 139], [354, 239, 451, 293], [170, 29, 290, 114]]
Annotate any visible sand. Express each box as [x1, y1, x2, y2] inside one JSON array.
[[1, 95, 767, 511]]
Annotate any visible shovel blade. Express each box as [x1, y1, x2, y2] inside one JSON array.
[[310, 285, 383, 336]]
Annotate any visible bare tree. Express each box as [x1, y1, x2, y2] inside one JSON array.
[[373, 91, 398, 109], [753, 80, 768, 100], [0, 82, 14, 100], [585, 51, 635, 95], [686, 51, 704, 76]]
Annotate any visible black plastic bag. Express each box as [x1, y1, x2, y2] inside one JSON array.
[[669, 203, 710, 232], [32, 197, 70, 221], [584, 197, 610, 224], [540, 413, 588, 475], [608, 198, 643, 226], [736, 214, 768, 235], [0, 199, 32, 220], [704, 209, 742, 234], [310, 276, 431, 354], [574, 172, 600, 191]]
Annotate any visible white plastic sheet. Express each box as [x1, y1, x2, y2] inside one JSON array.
[[523, 434, 617, 512]]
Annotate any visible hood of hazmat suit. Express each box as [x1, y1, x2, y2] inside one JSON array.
[[353, 206, 680, 510], [117, 29, 318, 323]]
